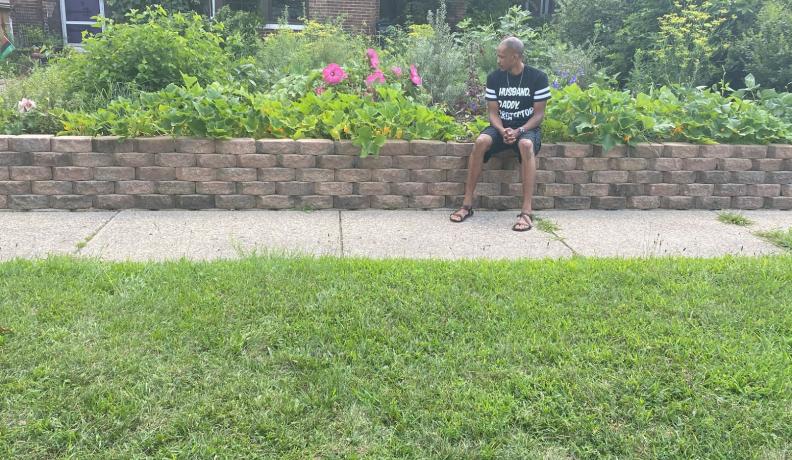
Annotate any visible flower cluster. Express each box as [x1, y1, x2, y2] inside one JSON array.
[[551, 68, 585, 89], [316, 48, 422, 96], [17, 98, 37, 113]]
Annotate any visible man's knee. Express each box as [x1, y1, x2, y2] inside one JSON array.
[[474, 134, 493, 154], [518, 138, 534, 156]]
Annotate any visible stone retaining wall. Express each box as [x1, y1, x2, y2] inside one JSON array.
[[1, 135, 791, 211]]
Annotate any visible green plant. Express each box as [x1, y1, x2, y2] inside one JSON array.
[[104, 0, 203, 21], [457, 5, 600, 106], [407, 1, 466, 108], [755, 228, 792, 251], [732, 74, 792, 125], [56, 74, 465, 156], [718, 212, 754, 227], [212, 5, 264, 59], [535, 217, 561, 234], [734, 0, 792, 92], [256, 19, 370, 86], [59, 6, 230, 96], [629, 1, 726, 91], [543, 82, 792, 151], [0, 96, 63, 135]]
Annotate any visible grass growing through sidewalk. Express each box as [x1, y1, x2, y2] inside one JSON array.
[[1, 255, 791, 458], [756, 228, 792, 251], [535, 216, 561, 234], [717, 211, 754, 227]]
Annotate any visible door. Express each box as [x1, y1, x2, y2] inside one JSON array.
[[61, 0, 105, 45]]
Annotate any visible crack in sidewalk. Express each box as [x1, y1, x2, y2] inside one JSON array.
[[74, 210, 120, 255]]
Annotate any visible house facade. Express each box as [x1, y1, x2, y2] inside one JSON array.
[[1, 1, 11, 39], [6, 0, 513, 47], [9, 0, 384, 45]]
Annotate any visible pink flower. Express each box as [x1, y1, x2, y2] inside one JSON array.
[[17, 98, 36, 113], [391, 66, 403, 76], [366, 48, 380, 68], [315, 86, 326, 95], [365, 69, 386, 86], [322, 63, 348, 85], [409, 65, 422, 86]]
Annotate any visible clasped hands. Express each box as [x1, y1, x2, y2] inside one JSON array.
[[502, 127, 521, 145]]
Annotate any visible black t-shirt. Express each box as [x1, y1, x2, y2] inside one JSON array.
[[485, 65, 551, 128]]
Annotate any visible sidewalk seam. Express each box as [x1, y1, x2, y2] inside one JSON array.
[[74, 210, 120, 255], [338, 211, 345, 257], [551, 231, 578, 256]]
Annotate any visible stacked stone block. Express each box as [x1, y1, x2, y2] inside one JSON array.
[[1, 135, 791, 211]]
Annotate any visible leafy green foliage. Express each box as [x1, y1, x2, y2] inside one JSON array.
[[756, 228, 792, 251], [0, 101, 62, 135], [211, 5, 265, 59], [544, 83, 791, 151], [553, 0, 771, 90], [406, 2, 467, 108], [104, 0, 203, 21], [59, 6, 230, 95], [57, 75, 466, 157], [458, 6, 600, 90], [734, 0, 792, 91], [717, 212, 754, 227], [629, 1, 726, 91], [255, 20, 370, 86]]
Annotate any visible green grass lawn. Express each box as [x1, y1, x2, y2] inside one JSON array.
[[1, 255, 791, 459]]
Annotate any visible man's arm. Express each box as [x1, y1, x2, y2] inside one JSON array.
[[518, 100, 547, 132], [487, 100, 506, 136]]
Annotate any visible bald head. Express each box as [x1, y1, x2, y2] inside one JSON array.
[[496, 36, 525, 73], [500, 37, 524, 57]]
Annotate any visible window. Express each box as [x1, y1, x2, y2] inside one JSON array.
[[224, 0, 305, 24], [60, 0, 104, 45]]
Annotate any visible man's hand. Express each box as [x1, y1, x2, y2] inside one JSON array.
[[503, 128, 517, 145]]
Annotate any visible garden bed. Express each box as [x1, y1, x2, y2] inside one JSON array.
[[1, 135, 791, 211]]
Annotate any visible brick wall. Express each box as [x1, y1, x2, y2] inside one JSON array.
[[10, 0, 62, 46], [1, 135, 792, 211], [308, 0, 378, 33]]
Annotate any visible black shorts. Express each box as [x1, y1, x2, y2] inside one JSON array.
[[481, 125, 542, 163]]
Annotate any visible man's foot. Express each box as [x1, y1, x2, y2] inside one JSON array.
[[450, 205, 474, 223], [512, 212, 533, 231]]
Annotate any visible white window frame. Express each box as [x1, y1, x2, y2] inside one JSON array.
[[206, 1, 304, 30], [263, 23, 304, 30], [60, 0, 105, 45]]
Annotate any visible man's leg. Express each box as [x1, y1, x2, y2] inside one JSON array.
[[514, 138, 536, 230], [451, 134, 493, 222], [462, 134, 493, 206]]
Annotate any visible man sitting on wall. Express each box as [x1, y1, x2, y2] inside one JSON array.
[[449, 36, 551, 231]]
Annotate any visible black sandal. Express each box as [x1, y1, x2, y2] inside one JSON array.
[[512, 212, 533, 232], [450, 205, 474, 223]]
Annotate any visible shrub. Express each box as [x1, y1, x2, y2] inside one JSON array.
[[58, 6, 230, 96], [212, 5, 264, 59], [406, 1, 467, 108], [104, 0, 203, 21], [628, 1, 726, 91], [256, 20, 370, 85], [734, 0, 792, 91]]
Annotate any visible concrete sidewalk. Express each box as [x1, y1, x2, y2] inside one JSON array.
[[1, 209, 790, 261]]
